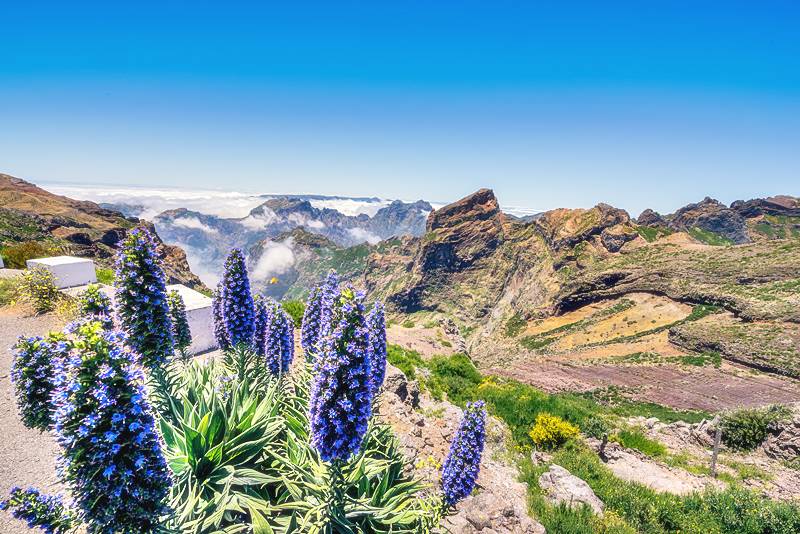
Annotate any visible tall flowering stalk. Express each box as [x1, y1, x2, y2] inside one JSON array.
[[0, 487, 75, 534], [441, 401, 487, 507], [308, 285, 373, 462], [253, 295, 269, 357], [78, 283, 114, 329], [366, 301, 387, 395], [114, 226, 174, 368], [11, 333, 69, 431], [278, 305, 295, 373], [263, 299, 294, 376], [167, 290, 192, 358], [212, 285, 230, 351], [319, 270, 339, 338], [51, 322, 172, 532], [301, 286, 323, 356], [220, 248, 255, 347]]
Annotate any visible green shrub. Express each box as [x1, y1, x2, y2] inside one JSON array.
[[281, 299, 305, 327], [0, 277, 19, 307], [386, 344, 425, 379], [722, 405, 791, 451], [18, 266, 60, 314], [402, 319, 415, 328], [425, 353, 482, 404], [582, 416, 610, 439], [0, 241, 60, 269], [95, 267, 115, 285], [529, 413, 580, 449], [612, 428, 667, 457], [504, 313, 526, 337]]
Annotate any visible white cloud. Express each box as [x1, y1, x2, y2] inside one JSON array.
[[44, 183, 267, 219], [170, 216, 219, 234], [238, 207, 279, 230], [347, 227, 381, 245], [309, 198, 391, 217], [178, 243, 221, 287], [251, 238, 296, 280]]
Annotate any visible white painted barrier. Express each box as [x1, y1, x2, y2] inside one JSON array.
[[26, 256, 97, 289], [166, 284, 217, 355]]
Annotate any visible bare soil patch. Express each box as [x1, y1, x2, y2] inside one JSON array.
[[492, 360, 800, 412]]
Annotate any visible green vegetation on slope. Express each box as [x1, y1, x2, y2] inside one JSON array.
[[387, 346, 800, 533]]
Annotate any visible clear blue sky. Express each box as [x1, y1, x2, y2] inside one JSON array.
[[1, 1, 798, 214]]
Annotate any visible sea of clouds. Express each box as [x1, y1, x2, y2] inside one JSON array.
[[44, 183, 539, 288]]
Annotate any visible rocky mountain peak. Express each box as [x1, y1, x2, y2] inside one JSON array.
[[427, 188, 500, 231], [668, 196, 748, 244]]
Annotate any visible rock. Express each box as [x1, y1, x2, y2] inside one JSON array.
[[378, 363, 543, 533], [731, 196, 800, 218], [763, 412, 800, 461], [636, 208, 667, 227], [600, 224, 639, 252], [444, 491, 546, 533], [538, 464, 604, 515], [667, 196, 749, 244], [535, 203, 630, 251], [382, 364, 420, 407]]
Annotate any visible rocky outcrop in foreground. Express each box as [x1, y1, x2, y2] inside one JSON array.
[[379, 365, 544, 533]]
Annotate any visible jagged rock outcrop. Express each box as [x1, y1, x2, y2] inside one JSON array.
[[667, 197, 749, 244], [385, 189, 518, 318], [636, 208, 667, 227], [0, 173, 204, 290], [763, 407, 800, 461], [731, 195, 800, 218], [538, 464, 604, 515], [535, 203, 630, 251], [600, 224, 639, 252], [380, 365, 545, 534]]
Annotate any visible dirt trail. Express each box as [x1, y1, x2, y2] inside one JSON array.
[[0, 308, 64, 533]]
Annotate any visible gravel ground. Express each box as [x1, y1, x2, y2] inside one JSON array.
[[0, 307, 64, 533]]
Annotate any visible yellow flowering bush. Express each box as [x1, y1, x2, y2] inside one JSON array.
[[528, 413, 579, 449], [18, 267, 61, 314]]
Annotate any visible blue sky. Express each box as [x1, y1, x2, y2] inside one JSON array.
[[1, 1, 798, 215]]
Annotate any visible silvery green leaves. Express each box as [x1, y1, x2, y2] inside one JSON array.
[[114, 226, 174, 368]]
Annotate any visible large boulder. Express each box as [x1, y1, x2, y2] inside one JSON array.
[[538, 464, 604, 515]]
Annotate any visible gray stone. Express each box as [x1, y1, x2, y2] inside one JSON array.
[[539, 464, 604, 515]]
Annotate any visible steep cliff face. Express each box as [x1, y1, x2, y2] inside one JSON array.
[[375, 189, 528, 320], [0, 173, 205, 290], [360, 188, 800, 376]]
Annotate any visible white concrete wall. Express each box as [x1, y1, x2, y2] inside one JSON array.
[[26, 256, 96, 289], [166, 284, 217, 355]]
